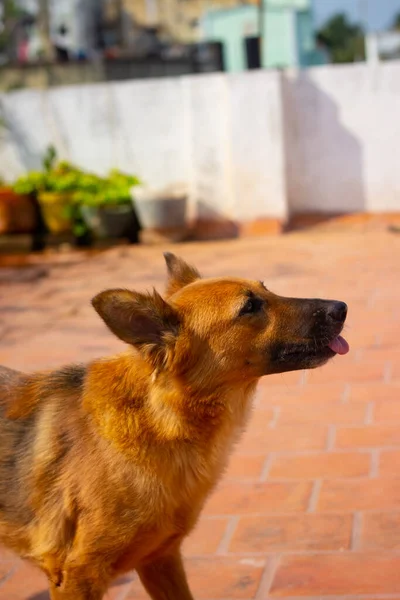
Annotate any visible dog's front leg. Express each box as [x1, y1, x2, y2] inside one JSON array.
[[137, 550, 195, 600], [48, 566, 109, 600]]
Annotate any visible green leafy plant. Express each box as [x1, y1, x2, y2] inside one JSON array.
[[63, 202, 91, 241], [13, 171, 48, 195], [14, 162, 83, 196], [73, 169, 140, 207], [12, 171, 78, 196], [43, 145, 57, 172]]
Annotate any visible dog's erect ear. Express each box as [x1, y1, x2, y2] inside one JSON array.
[[92, 289, 180, 366], [164, 253, 200, 297]]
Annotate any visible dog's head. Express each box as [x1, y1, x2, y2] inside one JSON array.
[[92, 254, 348, 385]]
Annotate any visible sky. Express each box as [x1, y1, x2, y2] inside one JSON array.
[[313, 0, 400, 31]]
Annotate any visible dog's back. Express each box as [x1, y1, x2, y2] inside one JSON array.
[[0, 365, 87, 558], [0, 367, 36, 547]]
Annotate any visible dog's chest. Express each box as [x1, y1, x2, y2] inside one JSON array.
[[113, 456, 222, 573], [141, 405, 252, 524], [112, 388, 255, 572]]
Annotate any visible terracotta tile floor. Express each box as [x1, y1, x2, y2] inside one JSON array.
[[1, 228, 400, 599]]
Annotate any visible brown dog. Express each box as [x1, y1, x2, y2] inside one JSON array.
[[0, 253, 349, 599]]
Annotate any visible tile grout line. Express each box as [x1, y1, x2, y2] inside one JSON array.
[[187, 597, 400, 600], [307, 479, 322, 513], [364, 402, 374, 425], [367, 288, 378, 309], [0, 563, 18, 590], [383, 361, 392, 383], [255, 554, 281, 600], [351, 512, 363, 551], [268, 407, 280, 429], [256, 596, 400, 600], [341, 382, 351, 404], [202, 507, 400, 519], [369, 449, 380, 478], [259, 454, 274, 482], [216, 516, 240, 555], [326, 425, 336, 451], [353, 349, 364, 363], [183, 548, 400, 558], [216, 446, 396, 459]]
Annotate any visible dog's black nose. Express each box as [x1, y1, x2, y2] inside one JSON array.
[[327, 301, 348, 322]]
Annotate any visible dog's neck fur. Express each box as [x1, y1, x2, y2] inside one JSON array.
[[83, 352, 256, 460]]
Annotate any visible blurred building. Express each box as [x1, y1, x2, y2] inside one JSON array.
[[202, 0, 328, 71], [123, 0, 327, 70], [48, 0, 102, 60], [11, 0, 102, 60], [366, 30, 400, 63], [123, 0, 260, 42], [1, 0, 327, 85]]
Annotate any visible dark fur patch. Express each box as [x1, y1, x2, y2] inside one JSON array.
[[41, 364, 86, 396], [0, 409, 35, 525]]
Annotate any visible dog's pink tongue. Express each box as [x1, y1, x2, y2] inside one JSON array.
[[328, 335, 350, 355]]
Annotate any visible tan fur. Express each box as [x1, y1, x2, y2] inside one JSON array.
[[0, 254, 347, 599]]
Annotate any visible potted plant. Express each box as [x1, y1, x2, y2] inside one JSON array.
[[39, 147, 76, 235], [13, 168, 73, 235], [40, 158, 84, 235], [0, 176, 38, 235], [12, 148, 142, 246], [13, 157, 94, 246], [78, 169, 141, 243]]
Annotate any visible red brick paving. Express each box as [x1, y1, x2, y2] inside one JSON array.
[[1, 228, 400, 599]]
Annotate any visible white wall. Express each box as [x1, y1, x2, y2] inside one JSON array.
[[1, 62, 400, 220], [0, 70, 287, 222], [187, 71, 287, 221], [284, 62, 400, 214]]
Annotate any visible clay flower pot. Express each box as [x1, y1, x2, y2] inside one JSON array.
[[0, 187, 38, 234]]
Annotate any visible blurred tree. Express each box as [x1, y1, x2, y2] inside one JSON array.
[[392, 12, 400, 31], [317, 13, 365, 63], [0, 0, 24, 59]]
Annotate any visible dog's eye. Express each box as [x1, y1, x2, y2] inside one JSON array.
[[239, 297, 263, 316]]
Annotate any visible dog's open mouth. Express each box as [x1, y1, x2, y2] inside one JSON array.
[[272, 332, 350, 373], [327, 335, 349, 356], [280, 333, 350, 360]]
